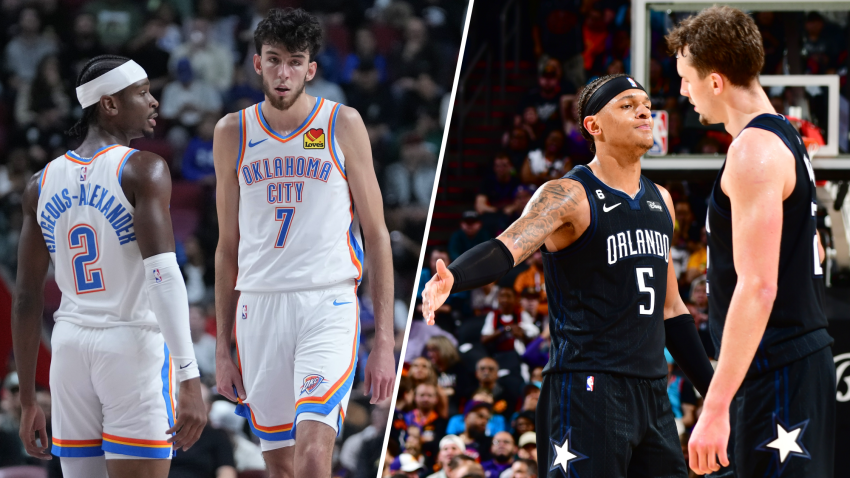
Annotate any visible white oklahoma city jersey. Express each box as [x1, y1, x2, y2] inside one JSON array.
[[37, 144, 157, 328], [235, 98, 363, 292]]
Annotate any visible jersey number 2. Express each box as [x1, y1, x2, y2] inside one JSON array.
[[274, 207, 295, 248], [635, 267, 654, 315], [69, 224, 105, 294]]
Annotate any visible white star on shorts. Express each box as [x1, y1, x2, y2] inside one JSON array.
[[549, 429, 587, 476], [756, 414, 811, 474]]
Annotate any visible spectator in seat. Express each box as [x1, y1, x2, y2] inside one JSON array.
[[532, 0, 584, 88], [84, 0, 143, 51], [481, 289, 539, 355], [405, 382, 447, 445], [340, 403, 391, 474], [519, 60, 575, 134], [167, 384, 236, 478], [459, 400, 493, 461], [471, 282, 500, 315], [518, 288, 543, 326], [520, 130, 571, 187], [516, 432, 537, 463], [342, 27, 388, 84], [505, 127, 532, 172], [449, 211, 492, 261], [427, 434, 466, 478], [346, 58, 396, 129], [161, 57, 222, 132], [513, 410, 535, 441], [394, 452, 425, 477], [513, 251, 548, 319], [182, 114, 218, 185], [425, 336, 465, 406], [446, 388, 506, 437], [475, 153, 522, 235], [481, 431, 516, 478], [4, 8, 58, 88], [447, 455, 483, 478], [390, 17, 443, 85], [15, 55, 70, 127], [169, 18, 234, 92], [509, 458, 539, 478]]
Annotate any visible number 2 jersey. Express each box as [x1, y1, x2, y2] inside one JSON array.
[[542, 165, 674, 379], [37, 144, 157, 328], [707, 113, 832, 376], [235, 98, 363, 292]]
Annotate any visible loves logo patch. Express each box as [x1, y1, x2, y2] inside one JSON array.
[[300, 374, 328, 395], [304, 128, 325, 149]]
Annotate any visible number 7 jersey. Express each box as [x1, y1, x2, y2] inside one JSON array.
[[36, 144, 157, 328], [234, 98, 363, 292]]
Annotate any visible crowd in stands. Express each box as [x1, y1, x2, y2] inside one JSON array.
[[0, 0, 466, 476], [387, 4, 847, 478]]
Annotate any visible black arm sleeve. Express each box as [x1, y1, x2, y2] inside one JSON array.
[[665, 314, 714, 397], [448, 239, 515, 294]]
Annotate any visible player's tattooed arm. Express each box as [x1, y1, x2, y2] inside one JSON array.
[[498, 178, 586, 264]]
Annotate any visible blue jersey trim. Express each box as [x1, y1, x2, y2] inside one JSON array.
[[117, 149, 138, 185], [329, 105, 344, 177]]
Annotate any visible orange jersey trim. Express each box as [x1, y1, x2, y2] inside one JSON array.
[[255, 99, 324, 144]]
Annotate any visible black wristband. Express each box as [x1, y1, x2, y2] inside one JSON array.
[[448, 239, 515, 294], [665, 313, 714, 397]]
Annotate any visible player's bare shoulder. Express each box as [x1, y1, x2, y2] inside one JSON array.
[[529, 177, 590, 224], [331, 105, 369, 163], [213, 112, 244, 171], [724, 126, 796, 195]]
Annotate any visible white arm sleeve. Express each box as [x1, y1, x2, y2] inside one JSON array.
[[143, 252, 199, 382]]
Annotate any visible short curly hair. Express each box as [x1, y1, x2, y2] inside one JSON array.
[[576, 73, 629, 153], [665, 6, 764, 87], [254, 8, 322, 61]]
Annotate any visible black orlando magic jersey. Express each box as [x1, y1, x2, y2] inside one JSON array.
[[707, 114, 832, 376], [542, 165, 674, 379]]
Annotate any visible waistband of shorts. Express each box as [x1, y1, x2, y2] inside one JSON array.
[[237, 280, 357, 295], [54, 318, 160, 332]]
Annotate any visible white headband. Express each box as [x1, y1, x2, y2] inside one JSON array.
[[76, 60, 148, 109]]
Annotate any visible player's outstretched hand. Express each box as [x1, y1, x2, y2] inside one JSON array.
[[19, 402, 50, 460], [421, 259, 454, 325], [167, 377, 207, 451], [688, 404, 730, 475], [364, 340, 396, 404], [216, 355, 246, 402]]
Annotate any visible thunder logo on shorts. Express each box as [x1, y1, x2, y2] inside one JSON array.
[[300, 374, 328, 395]]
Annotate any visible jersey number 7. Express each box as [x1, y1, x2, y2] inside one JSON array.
[[275, 207, 296, 248]]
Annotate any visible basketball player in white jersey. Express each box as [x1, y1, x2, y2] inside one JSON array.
[[11, 55, 206, 478], [212, 8, 396, 478]]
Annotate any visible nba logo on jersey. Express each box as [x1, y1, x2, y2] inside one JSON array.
[[153, 269, 162, 283], [300, 374, 327, 395], [627, 77, 637, 88], [587, 376, 594, 391], [303, 128, 325, 149], [241, 304, 248, 320], [80, 166, 87, 181]]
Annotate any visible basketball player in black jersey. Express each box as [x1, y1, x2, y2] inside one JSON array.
[[668, 7, 835, 477], [421, 74, 715, 478]]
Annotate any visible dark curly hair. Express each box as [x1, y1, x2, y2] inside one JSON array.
[[67, 55, 132, 138], [254, 8, 322, 61], [577, 73, 630, 153]]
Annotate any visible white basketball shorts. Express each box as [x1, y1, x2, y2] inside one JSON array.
[[50, 321, 175, 459], [233, 283, 360, 451]]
